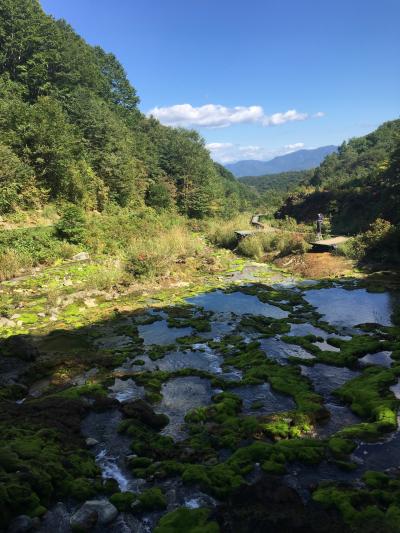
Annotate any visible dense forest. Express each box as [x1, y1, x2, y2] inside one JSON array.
[[0, 0, 256, 219], [239, 170, 311, 211]]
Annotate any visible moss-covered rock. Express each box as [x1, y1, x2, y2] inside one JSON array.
[[154, 507, 219, 533]]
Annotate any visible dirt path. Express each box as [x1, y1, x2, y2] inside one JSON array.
[[274, 252, 355, 279]]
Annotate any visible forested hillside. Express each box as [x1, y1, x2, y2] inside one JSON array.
[[278, 119, 400, 263], [278, 120, 400, 231], [239, 170, 311, 209], [0, 0, 255, 218]]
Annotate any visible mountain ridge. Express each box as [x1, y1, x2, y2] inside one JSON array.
[[226, 145, 337, 177]]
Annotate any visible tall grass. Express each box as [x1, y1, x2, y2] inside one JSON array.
[[0, 250, 31, 281], [126, 225, 205, 279], [237, 231, 311, 260], [204, 213, 252, 249]]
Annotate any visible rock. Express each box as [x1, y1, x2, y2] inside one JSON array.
[[72, 252, 90, 261], [10, 314, 21, 319], [84, 298, 97, 308], [71, 500, 118, 530], [85, 437, 99, 447], [121, 399, 169, 430], [63, 278, 73, 286], [0, 317, 15, 328], [37, 312, 46, 318], [70, 507, 98, 531], [7, 515, 34, 533]]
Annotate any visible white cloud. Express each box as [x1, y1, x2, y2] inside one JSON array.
[[206, 142, 305, 164], [313, 111, 325, 118], [147, 103, 317, 129], [284, 142, 305, 151], [263, 110, 308, 126]]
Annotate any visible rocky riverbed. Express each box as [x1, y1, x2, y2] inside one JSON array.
[[1, 259, 400, 532]]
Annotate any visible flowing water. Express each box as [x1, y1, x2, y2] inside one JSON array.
[[76, 281, 400, 529]]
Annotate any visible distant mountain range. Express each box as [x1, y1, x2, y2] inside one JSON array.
[[225, 145, 337, 177]]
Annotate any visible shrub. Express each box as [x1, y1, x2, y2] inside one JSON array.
[[0, 249, 31, 281], [278, 234, 311, 256], [0, 227, 70, 271], [56, 206, 86, 244], [236, 235, 264, 259], [338, 219, 398, 263]]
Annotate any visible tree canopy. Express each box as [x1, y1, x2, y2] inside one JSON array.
[[0, 0, 256, 217]]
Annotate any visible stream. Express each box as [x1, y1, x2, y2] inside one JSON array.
[[37, 268, 400, 531]]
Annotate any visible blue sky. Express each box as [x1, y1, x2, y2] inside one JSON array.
[[40, 0, 399, 163]]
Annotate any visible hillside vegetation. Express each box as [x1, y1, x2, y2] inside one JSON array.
[[0, 0, 255, 219], [278, 119, 400, 265], [239, 170, 311, 211]]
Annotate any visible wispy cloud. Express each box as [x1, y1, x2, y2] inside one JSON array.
[[206, 142, 305, 164], [147, 103, 324, 129]]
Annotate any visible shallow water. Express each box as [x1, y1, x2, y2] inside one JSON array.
[[300, 363, 360, 398], [316, 403, 360, 438], [231, 382, 295, 415], [156, 346, 223, 374], [158, 376, 213, 441], [81, 410, 139, 492], [187, 290, 289, 319], [304, 287, 395, 327], [138, 319, 192, 345], [109, 378, 146, 402], [259, 336, 315, 362], [359, 350, 393, 368]]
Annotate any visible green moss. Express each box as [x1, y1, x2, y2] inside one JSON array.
[[182, 463, 243, 498], [261, 411, 314, 439], [137, 487, 167, 511], [261, 460, 286, 475], [176, 334, 204, 345], [119, 418, 175, 460], [110, 491, 137, 511], [155, 507, 220, 533], [328, 437, 356, 459], [239, 315, 291, 336], [147, 344, 176, 360], [334, 366, 399, 439], [56, 382, 106, 399], [313, 481, 400, 533], [362, 470, 390, 489], [67, 477, 97, 500], [0, 424, 99, 529]]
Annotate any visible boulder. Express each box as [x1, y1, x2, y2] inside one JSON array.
[[70, 507, 97, 531], [72, 252, 90, 261], [121, 399, 169, 430], [70, 500, 118, 530], [7, 515, 36, 533]]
